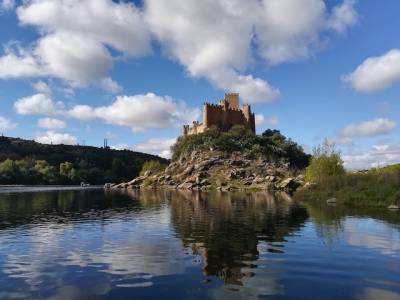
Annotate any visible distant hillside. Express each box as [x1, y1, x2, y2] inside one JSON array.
[[0, 136, 168, 185]]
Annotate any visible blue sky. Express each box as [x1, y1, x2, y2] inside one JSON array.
[[0, 0, 399, 169]]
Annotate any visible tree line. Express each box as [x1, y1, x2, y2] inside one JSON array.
[[0, 136, 168, 185]]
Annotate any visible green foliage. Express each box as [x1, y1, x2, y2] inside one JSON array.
[[298, 151, 400, 207], [60, 162, 77, 182], [171, 125, 310, 169], [0, 159, 57, 184], [140, 160, 167, 176], [369, 163, 400, 174], [34, 160, 56, 183], [305, 140, 345, 183], [296, 167, 400, 207], [0, 135, 168, 185]]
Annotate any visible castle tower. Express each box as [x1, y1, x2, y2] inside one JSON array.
[[203, 103, 209, 128], [224, 93, 239, 109], [242, 104, 255, 134], [242, 104, 251, 121], [183, 125, 189, 136]]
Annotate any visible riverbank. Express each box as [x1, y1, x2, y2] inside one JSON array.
[[294, 169, 400, 208]]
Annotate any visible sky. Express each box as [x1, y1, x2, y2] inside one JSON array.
[[0, 0, 399, 169]]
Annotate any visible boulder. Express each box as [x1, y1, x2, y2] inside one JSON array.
[[194, 157, 220, 171], [277, 177, 300, 193], [265, 175, 276, 182], [103, 183, 115, 189], [178, 182, 194, 190], [253, 176, 265, 184], [200, 178, 210, 186], [143, 170, 152, 177], [127, 176, 146, 186], [388, 204, 400, 210], [326, 198, 338, 204]]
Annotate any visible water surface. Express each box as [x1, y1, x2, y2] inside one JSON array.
[[0, 189, 399, 300]]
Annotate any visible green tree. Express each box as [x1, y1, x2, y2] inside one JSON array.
[[34, 160, 56, 183], [60, 162, 77, 182], [15, 159, 36, 184], [0, 159, 18, 183], [305, 140, 345, 183]]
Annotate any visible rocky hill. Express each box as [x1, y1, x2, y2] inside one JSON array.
[[109, 126, 310, 193]]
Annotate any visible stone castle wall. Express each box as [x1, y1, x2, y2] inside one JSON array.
[[183, 93, 255, 136]]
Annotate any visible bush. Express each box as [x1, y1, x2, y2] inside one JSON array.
[[296, 169, 400, 207], [171, 126, 310, 169], [305, 140, 345, 183], [140, 160, 167, 176]]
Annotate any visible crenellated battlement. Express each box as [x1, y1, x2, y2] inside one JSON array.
[[183, 93, 255, 136]]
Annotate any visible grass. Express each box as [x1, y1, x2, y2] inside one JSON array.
[[295, 169, 400, 207]]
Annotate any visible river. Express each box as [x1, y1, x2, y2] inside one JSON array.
[[0, 189, 399, 300]]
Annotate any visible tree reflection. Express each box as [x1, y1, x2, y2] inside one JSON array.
[[132, 190, 309, 285], [0, 190, 139, 229]]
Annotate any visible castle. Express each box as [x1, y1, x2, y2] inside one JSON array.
[[183, 93, 255, 136]]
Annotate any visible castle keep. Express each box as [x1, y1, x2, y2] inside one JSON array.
[[183, 93, 255, 136]]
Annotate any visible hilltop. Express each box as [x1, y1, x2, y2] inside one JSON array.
[[110, 125, 310, 192], [0, 136, 167, 185]]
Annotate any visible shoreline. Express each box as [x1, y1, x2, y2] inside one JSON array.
[[0, 185, 103, 194]]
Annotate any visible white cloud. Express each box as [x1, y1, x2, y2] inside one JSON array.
[[1, 0, 358, 100], [37, 117, 66, 129], [327, 0, 358, 33], [343, 49, 400, 92], [134, 138, 176, 159], [14, 93, 61, 116], [144, 0, 278, 103], [343, 143, 400, 170], [208, 69, 280, 103], [256, 0, 357, 64], [14, 92, 199, 131], [100, 77, 123, 94], [0, 44, 44, 79], [255, 0, 326, 64], [0, 0, 15, 11], [17, 0, 151, 56], [67, 105, 95, 121], [35, 32, 113, 87], [32, 80, 51, 94], [144, 0, 357, 102], [70, 93, 200, 132], [0, 116, 17, 131], [339, 118, 396, 139], [255, 114, 279, 126], [35, 130, 77, 145], [0, 0, 150, 91], [110, 143, 130, 151]]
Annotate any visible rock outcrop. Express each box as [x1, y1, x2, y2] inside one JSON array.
[[108, 150, 304, 193]]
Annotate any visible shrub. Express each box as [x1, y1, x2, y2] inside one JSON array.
[[305, 140, 345, 183], [140, 160, 167, 176]]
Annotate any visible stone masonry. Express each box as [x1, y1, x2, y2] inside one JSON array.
[[182, 93, 255, 136]]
